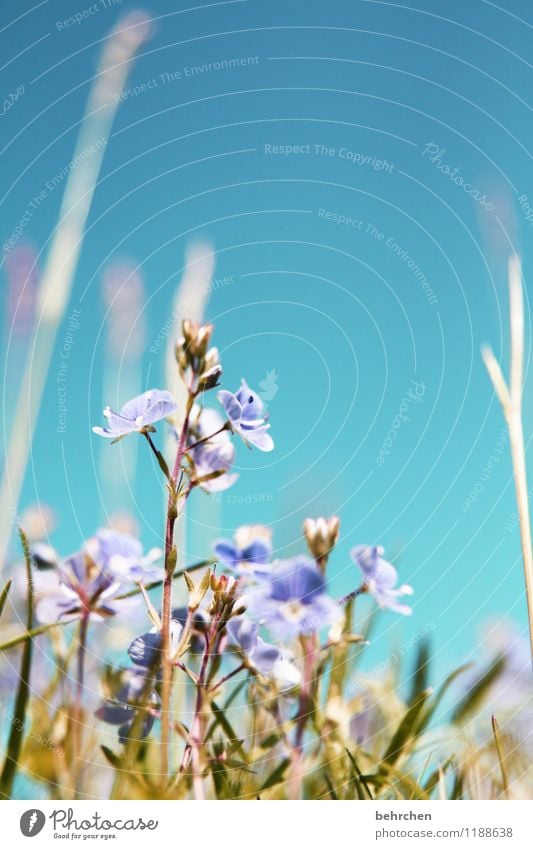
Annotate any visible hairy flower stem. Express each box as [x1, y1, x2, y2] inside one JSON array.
[[73, 613, 89, 797], [160, 391, 196, 789], [181, 612, 221, 799], [290, 635, 317, 800]]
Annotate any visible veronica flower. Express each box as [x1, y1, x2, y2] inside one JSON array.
[[217, 379, 274, 451], [83, 528, 163, 583], [127, 619, 183, 668], [214, 525, 272, 580], [350, 545, 413, 615], [36, 550, 136, 624], [188, 407, 238, 492], [226, 615, 301, 687], [96, 668, 160, 743], [245, 556, 342, 640], [92, 388, 177, 440]]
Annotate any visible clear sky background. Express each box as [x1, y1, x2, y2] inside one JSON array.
[[1, 0, 532, 680]]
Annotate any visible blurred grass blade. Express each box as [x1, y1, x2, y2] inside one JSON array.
[[345, 747, 373, 799], [0, 529, 33, 798], [381, 688, 432, 768], [451, 657, 505, 724], [259, 757, 290, 792], [0, 578, 12, 618], [416, 662, 472, 734], [408, 637, 431, 704], [0, 13, 152, 574], [491, 715, 510, 799]]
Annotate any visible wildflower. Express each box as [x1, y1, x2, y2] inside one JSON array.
[[217, 379, 274, 452], [188, 407, 238, 492], [127, 620, 183, 668], [226, 615, 301, 687], [83, 528, 163, 583], [245, 556, 342, 639], [350, 545, 413, 615], [92, 388, 177, 440], [303, 516, 340, 564], [96, 668, 160, 743], [35, 551, 136, 624], [214, 525, 272, 580]]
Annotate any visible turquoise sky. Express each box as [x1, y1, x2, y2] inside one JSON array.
[[1, 0, 532, 680]]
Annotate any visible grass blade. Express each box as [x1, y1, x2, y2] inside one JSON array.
[[0, 529, 34, 798], [491, 715, 510, 799], [381, 688, 432, 768], [0, 578, 12, 619]]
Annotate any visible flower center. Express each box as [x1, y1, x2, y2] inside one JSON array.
[[281, 600, 305, 622]]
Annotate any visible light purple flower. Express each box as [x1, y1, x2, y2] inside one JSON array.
[[350, 545, 413, 615], [214, 525, 272, 580], [127, 620, 183, 668], [83, 528, 163, 584], [217, 379, 274, 452], [93, 388, 177, 440], [96, 668, 160, 743], [245, 556, 342, 640], [188, 407, 238, 492], [226, 615, 301, 687], [36, 550, 136, 624]]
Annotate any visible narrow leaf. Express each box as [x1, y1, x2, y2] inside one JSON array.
[[259, 757, 290, 792], [381, 688, 432, 768], [491, 715, 510, 800], [0, 529, 34, 798], [451, 657, 505, 724], [0, 578, 12, 619]]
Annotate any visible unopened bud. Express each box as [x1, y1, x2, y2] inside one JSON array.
[[197, 363, 222, 392], [303, 516, 340, 564]]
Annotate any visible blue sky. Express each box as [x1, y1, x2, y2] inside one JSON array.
[[1, 0, 532, 678]]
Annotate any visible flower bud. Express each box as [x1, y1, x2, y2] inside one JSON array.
[[197, 363, 222, 392], [303, 516, 340, 565], [175, 321, 217, 380]]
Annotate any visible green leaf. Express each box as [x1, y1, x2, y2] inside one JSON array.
[[207, 700, 247, 760], [0, 529, 34, 799], [0, 578, 12, 619], [381, 688, 432, 769], [205, 680, 246, 745], [258, 757, 290, 792], [451, 657, 505, 724], [408, 638, 431, 704], [491, 715, 510, 799], [345, 748, 373, 799], [101, 746, 122, 768], [416, 662, 472, 735]]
